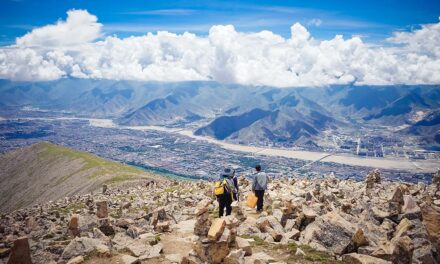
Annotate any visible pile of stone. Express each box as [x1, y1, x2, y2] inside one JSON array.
[[365, 169, 382, 189], [1, 169, 440, 264], [185, 216, 253, 264], [193, 199, 212, 237]]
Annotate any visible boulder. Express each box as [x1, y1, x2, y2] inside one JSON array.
[[139, 233, 160, 245], [61, 237, 107, 260], [181, 255, 203, 264], [96, 201, 108, 218], [96, 244, 112, 258], [66, 256, 85, 264], [432, 170, 440, 187], [112, 232, 134, 250], [98, 218, 115, 236], [421, 205, 440, 252], [224, 249, 245, 264], [193, 239, 230, 264], [372, 236, 414, 264], [120, 254, 139, 264], [116, 218, 135, 229], [392, 236, 414, 264], [219, 228, 232, 244], [244, 252, 274, 264], [68, 214, 80, 238], [155, 221, 170, 233], [389, 187, 404, 215], [237, 218, 260, 236], [390, 187, 404, 204], [266, 216, 284, 235], [235, 237, 252, 256], [300, 211, 356, 255], [352, 229, 368, 248], [138, 244, 163, 260], [281, 228, 300, 243], [365, 169, 381, 188], [6, 236, 32, 264], [372, 207, 391, 222], [342, 253, 391, 264], [208, 218, 226, 241], [194, 213, 211, 237], [265, 226, 282, 242], [127, 240, 162, 257], [195, 199, 211, 216], [394, 218, 413, 239]]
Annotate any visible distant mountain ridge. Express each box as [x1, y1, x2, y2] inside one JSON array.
[[0, 79, 439, 148]]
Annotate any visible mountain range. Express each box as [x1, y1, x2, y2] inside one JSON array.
[[0, 78, 439, 148]]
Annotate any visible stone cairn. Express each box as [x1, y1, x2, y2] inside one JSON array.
[[194, 199, 212, 237], [365, 169, 382, 189]]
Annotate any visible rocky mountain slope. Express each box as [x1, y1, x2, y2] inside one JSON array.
[[0, 167, 439, 264], [0, 142, 160, 213]]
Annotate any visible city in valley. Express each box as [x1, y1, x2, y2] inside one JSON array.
[[0, 108, 438, 183]]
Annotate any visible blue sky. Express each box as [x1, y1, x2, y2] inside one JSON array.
[[1, 0, 439, 46]]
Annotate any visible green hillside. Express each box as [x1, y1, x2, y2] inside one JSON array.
[[0, 142, 161, 212]]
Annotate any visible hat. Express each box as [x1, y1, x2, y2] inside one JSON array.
[[221, 167, 235, 178]]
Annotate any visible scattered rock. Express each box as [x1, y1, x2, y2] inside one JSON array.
[[96, 201, 108, 218], [365, 169, 381, 189], [295, 248, 305, 257], [400, 195, 421, 220], [208, 218, 226, 241], [68, 214, 80, 238], [155, 221, 171, 233], [235, 237, 252, 256], [342, 253, 391, 264], [98, 218, 115, 236], [66, 256, 85, 264], [244, 252, 274, 264], [224, 249, 245, 264], [61, 237, 106, 260], [121, 254, 139, 264], [193, 239, 230, 264], [352, 228, 368, 248], [6, 236, 32, 264], [300, 211, 355, 255]]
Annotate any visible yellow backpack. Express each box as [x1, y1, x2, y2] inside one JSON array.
[[214, 180, 227, 196]]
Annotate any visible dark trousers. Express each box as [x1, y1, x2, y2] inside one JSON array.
[[218, 193, 232, 217], [255, 190, 265, 211]]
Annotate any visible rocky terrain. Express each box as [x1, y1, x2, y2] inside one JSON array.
[[1, 168, 440, 264], [0, 142, 158, 213]]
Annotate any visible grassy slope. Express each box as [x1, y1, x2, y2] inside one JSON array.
[[38, 142, 144, 183], [0, 141, 161, 212]]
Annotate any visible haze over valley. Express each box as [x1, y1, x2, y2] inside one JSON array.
[[0, 80, 439, 183]]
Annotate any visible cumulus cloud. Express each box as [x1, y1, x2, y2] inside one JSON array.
[[0, 10, 439, 86], [16, 9, 102, 47]]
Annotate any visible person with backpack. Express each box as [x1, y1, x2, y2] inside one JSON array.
[[252, 164, 268, 212], [231, 168, 239, 201], [214, 167, 237, 217]]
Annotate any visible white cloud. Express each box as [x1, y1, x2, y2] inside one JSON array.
[[16, 9, 102, 47], [307, 18, 322, 27], [0, 10, 439, 87]]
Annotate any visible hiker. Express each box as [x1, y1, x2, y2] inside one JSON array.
[[214, 167, 237, 217], [252, 164, 268, 212], [232, 169, 239, 201]]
